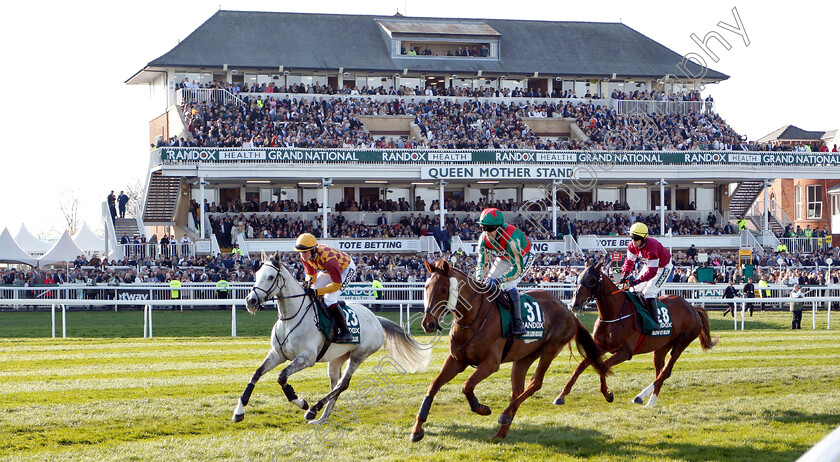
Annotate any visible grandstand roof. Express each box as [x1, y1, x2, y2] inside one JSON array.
[[757, 125, 828, 143], [132, 10, 728, 81]]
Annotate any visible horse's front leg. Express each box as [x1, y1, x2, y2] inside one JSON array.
[[462, 357, 501, 416], [410, 354, 468, 443], [555, 356, 592, 405], [277, 353, 317, 411], [233, 348, 285, 422]]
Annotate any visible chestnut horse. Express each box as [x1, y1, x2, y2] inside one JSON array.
[[556, 262, 717, 408], [411, 259, 610, 441]]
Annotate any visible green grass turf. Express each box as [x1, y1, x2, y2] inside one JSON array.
[[1, 308, 838, 461]]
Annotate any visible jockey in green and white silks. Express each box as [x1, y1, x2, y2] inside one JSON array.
[[475, 208, 533, 335]]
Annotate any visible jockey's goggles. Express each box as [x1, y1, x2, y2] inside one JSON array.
[[481, 224, 500, 233]]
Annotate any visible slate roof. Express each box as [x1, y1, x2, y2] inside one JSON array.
[[131, 11, 728, 81], [758, 125, 827, 143]]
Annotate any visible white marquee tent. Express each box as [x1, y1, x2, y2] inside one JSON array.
[[14, 224, 52, 254], [72, 223, 105, 255], [38, 230, 86, 267], [0, 228, 38, 266]]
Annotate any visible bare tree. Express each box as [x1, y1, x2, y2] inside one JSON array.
[[59, 189, 81, 235], [125, 177, 146, 219]]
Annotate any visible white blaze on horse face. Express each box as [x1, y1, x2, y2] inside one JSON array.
[[446, 277, 459, 313], [423, 277, 432, 311]]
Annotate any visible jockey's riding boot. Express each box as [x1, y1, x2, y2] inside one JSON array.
[[646, 297, 659, 324], [508, 289, 526, 336], [327, 303, 353, 342]]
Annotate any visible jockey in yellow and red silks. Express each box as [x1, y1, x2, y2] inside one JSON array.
[[295, 233, 356, 342]]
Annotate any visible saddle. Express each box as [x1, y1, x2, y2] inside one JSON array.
[[624, 292, 672, 337], [313, 299, 359, 344]]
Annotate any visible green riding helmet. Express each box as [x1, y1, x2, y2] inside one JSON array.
[[479, 208, 504, 231]]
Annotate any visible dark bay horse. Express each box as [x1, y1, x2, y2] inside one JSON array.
[[556, 262, 717, 407], [411, 259, 610, 441]]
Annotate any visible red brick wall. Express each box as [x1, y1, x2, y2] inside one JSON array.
[[770, 178, 839, 234]]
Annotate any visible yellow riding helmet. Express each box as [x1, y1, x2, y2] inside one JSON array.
[[294, 233, 319, 251], [629, 222, 649, 240]]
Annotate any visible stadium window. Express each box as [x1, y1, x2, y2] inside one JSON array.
[[795, 185, 802, 220], [807, 185, 823, 219]]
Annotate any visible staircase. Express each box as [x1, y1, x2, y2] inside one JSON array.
[[113, 218, 140, 239], [143, 171, 181, 224], [728, 181, 765, 219]]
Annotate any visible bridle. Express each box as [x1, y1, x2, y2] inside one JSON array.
[[575, 266, 632, 324], [250, 261, 314, 321], [424, 271, 493, 350]]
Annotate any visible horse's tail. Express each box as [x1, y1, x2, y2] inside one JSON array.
[[377, 317, 431, 373], [695, 305, 719, 351], [573, 317, 612, 377]]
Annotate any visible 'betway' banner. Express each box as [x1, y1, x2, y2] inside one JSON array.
[[157, 147, 840, 166]]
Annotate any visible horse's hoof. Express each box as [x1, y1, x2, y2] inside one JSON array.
[[632, 396, 644, 405], [553, 396, 565, 406], [498, 414, 513, 425], [293, 398, 309, 410], [492, 427, 509, 440], [606, 391, 615, 403], [232, 413, 245, 423], [410, 430, 424, 443], [475, 404, 492, 416], [304, 409, 317, 420]]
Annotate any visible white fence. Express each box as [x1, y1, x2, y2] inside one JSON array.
[[613, 99, 714, 115], [119, 243, 197, 260], [2, 284, 836, 338]]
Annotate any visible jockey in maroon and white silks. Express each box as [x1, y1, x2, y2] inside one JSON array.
[[621, 222, 673, 318]]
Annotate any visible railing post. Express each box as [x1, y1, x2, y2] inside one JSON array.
[[62, 304, 66, 338], [232, 303, 237, 337], [51, 304, 56, 338]]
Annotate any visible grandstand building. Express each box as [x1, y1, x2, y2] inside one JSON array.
[[123, 10, 840, 259]]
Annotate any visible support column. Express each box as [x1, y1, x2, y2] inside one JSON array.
[[322, 179, 330, 238], [764, 179, 771, 236], [552, 180, 559, 237], [438, 181, 447, 230], [659, 179, 666, 234], [200, 177, 206, 239]]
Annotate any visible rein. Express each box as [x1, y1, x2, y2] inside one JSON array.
[[427, 272, 494, 352], [254, 262, 320, 356], [581, 270, 636, 324], [598, 298, 633, 323]]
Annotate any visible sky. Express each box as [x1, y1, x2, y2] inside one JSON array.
[[1, 1, 838, 239]]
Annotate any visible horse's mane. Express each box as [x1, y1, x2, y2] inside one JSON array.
[[430, 258, 474, 283]]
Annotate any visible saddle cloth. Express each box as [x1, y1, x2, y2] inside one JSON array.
[[316, 301, 361, 344], [498, 293, 545, 339]]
